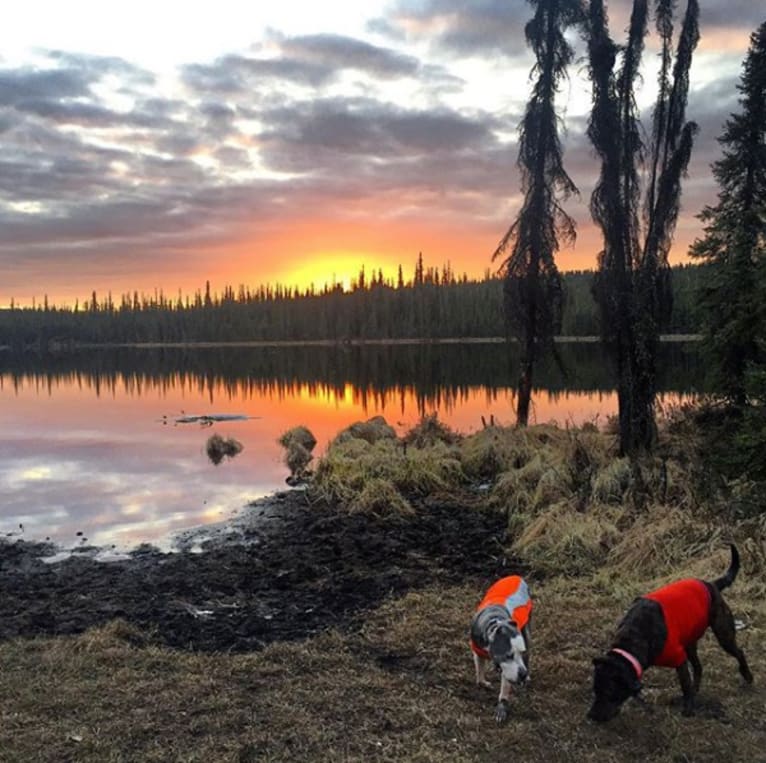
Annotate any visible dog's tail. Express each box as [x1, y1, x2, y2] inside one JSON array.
[[713, 544, 740, 591]]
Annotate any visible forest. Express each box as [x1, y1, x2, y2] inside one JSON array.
[[0, 261, 707, 351]]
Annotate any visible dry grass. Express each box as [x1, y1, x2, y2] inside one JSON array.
[[311, 419, 616, 517], [4, 417, 766, 761], [461, 423, 583, 483], [331, 415, 397, 446], [591, 458, 632, 503], [278, 425, 318, 480], [2, 574, 764, 763], [349, 477, 414, 516], [510, 500, 622, 577], [205, 434, 243, 466], [401, 413, 462, 448], [310, 435, 463, 513]]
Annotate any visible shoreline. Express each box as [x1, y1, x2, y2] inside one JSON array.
[[6, 334, 702, 352], [0, 489, 512, 652]]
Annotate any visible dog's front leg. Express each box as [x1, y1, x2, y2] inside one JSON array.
[[676, 660, 695, 716], [474, 654, 492, 688], [495, 676, 512, 723]]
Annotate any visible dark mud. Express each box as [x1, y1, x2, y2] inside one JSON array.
[[0, 491, 516, 652]]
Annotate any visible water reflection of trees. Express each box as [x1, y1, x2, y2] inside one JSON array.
[[0, 342, 705, 416]]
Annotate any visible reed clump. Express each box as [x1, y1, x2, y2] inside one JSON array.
[[402, 413, 461, 448], [331, 415, 396, 445], [205, 434, 243, 465], [310, 425, 463, 514], [462, 423, 578, 482], [278, 425, 318, 483], [487, 426, 612, 513]]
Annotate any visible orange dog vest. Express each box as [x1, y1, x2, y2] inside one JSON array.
[[470, 575, 532, 658], [644, 579, 712, 668]]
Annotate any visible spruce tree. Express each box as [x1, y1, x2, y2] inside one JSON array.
[[493, 0, 584, 427], [586, 0, 699, 454], [690, 22, 766, 407]]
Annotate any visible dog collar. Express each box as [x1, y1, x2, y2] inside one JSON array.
[[610, 648, 643, 680]]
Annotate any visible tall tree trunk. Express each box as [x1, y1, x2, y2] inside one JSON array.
[[587, 0, 698, 455], [517, 362, 534, 427], [493, 0, 582, 429], [516, 283, 539, 426]]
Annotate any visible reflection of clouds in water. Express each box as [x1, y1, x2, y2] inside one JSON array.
[[18, 465, 53, 480], [95, 488, 271, 551], [0, 424, 283, 547], [1, 456, 275, 548], [5, 458, 82, 488]]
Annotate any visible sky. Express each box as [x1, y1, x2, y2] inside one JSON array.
[[0, 1, 763, 307]]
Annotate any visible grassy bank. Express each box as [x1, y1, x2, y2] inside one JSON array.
[[1, 415, 764, 762]]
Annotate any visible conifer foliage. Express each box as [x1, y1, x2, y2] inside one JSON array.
[[493, 0, 584, 427], [586, 0, 699, 454], [691, 22, 766, 407]]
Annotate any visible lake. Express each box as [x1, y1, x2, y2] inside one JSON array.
[[0, 341, 704, 550]]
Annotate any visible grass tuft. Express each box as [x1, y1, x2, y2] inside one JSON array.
[[402, 413, 462, 448], [310, 437, 464, 511], [278, 425, 317, 481], [331, 415, 397, 445], [205, 433, 244, 465]]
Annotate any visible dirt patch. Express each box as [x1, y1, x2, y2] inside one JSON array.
[[0, 490, 514, 652]]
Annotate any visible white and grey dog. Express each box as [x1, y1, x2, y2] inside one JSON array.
[[469, 575, 533, 723]]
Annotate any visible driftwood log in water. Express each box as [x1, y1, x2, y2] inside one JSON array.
[[161, 413, 259, 427]]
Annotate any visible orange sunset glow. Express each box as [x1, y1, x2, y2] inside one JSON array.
[[194, 212, 701, 302], [251, 220, 500, 288], [1, 1, 760, 307]]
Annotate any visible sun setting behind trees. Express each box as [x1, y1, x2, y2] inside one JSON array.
[[0, 2, 762, 308]]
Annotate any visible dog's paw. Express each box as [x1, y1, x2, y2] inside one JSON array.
[[495, 700, 510, 724], [670, 695, 696, 717], [476, 679, 492, 689]]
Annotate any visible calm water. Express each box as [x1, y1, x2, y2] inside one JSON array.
[[0, 342, 704, 550]]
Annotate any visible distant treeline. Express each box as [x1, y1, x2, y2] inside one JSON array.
[[0, 261, 708, 351]]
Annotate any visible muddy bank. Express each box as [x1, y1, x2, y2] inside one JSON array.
[[0, 491, 515, 652]]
